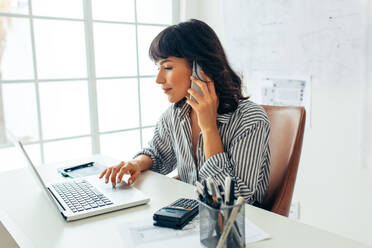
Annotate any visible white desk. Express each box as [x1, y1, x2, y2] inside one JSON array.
[[0, 155, 369, 248]]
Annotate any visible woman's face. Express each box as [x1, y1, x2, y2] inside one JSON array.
[[155, 56, 192, 103]]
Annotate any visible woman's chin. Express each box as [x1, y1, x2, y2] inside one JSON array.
[[168, 95, 185, 103]]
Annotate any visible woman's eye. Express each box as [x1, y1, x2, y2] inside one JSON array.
[[164, 67, 172, 70]]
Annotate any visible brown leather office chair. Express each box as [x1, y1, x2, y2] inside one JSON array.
[[260, 105, 306, 217]]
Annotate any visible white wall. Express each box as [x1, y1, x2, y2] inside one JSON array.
[[363, 0, 372, 170], [181, 0, 372, 246], [180, 0, 225, 43]]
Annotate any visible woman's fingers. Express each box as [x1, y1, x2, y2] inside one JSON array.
[[110, 163, 121, 187], [186, 95, 197, 109], [187, 88, 202, 103], [199, 71, 217, 98], [99, 161, 141, 187], [99, 161, 125, 185], [116, 162, 141, 185], [200, 70, 212, 82], [117, 164, 130, 184], [128, 170, 141, 185], [191, 76, 209, 96], [104, 167, 113, 183], [207, 79, 218, 101], [111, 162, 125, 187], [99, 168, 107, 179]]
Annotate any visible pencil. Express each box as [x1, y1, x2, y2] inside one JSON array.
[[216, 196, 245, 248]]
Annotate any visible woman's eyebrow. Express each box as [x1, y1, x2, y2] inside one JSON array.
[[159, 59, 173, 65]]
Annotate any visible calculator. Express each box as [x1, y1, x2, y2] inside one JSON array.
[[153, 198, 199, 229]]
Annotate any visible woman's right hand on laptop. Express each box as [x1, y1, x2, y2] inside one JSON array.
[[99, 161, 141, 188]]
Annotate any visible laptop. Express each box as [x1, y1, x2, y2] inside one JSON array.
[[9, 134, 150, 222]]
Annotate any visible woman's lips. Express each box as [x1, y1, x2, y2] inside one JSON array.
[[163, 88, 172, 94]]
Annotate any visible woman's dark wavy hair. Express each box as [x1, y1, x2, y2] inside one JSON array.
[[149, 19, 247, 114]]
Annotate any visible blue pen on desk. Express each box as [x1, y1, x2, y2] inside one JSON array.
[[59, 162, 94, 178], [64, 162, 94, 172]]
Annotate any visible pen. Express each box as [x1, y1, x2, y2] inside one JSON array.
[[64, 162, 94, 172]]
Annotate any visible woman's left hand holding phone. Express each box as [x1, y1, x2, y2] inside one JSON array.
[[186, 71, 219, 132]]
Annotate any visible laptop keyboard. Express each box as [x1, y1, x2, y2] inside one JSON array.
[[52, 179, 113, 213]]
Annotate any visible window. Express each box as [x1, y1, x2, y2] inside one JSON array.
[[0, 0, 177, 171]]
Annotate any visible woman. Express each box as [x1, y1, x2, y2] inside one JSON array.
[[99, 19, 270, 204]]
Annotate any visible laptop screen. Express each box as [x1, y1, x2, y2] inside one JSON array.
[[6, 130, 47, 189]]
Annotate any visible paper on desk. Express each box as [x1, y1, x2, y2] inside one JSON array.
[[117, 216, 271, 247], [117, 217, 200, 248], [245, 218, 271, 243]]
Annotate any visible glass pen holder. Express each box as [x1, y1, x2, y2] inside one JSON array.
[[199, 200, 245, 248]]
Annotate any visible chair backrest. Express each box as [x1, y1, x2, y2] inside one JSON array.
[[260, 105, 306, 217]]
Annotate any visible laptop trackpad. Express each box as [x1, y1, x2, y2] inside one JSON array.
[[85, 176, 146, 204]]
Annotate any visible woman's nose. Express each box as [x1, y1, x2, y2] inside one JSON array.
[[156, 71, 165, 84]]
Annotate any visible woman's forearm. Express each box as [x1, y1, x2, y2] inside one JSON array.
[[202, 126, 224, 160], [132, 154, 153, 172]]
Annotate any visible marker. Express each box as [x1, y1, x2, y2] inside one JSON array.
[[217, 184, 224, 194], [224, 176, 232, 206], [228, 179, 235, 206], [202, 179, 212, 206], [215, 184, 222, 204]]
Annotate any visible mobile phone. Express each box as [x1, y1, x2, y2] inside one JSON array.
[[190, 61, 207, 102]]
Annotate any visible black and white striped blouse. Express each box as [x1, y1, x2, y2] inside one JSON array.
[[135, 98, 270, 204]]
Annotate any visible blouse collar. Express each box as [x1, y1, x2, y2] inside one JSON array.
[[177, 98, 233, 124]]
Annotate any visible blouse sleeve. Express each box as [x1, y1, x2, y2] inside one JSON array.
[[134, 112, 177, 175], [199, 120, 270, 204]]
